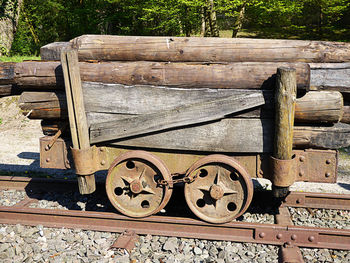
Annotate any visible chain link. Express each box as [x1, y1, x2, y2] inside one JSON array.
[[157, 172, 197, 186]]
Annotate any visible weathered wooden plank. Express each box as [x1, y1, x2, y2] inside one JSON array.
[[0, 85, 20, 97], [293, 123, 350, 149], [295, 91, 343, 123], [103, 119, 350, 152], [0, 62, 15, 85], [72, 35, 350, 63], [40, 42, 72, 61], [90, 92, 266, 144], [0, 61, 310, 90], [310, 63, 350, 94], [18, 91, 67, 119], [61, 48, 96, 194], [341, 104, 350, 124], [108, 118, 274, 153], [22, 85, 343, 125]]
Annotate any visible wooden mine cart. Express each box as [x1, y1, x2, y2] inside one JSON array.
[[4, 35, 350, 224]]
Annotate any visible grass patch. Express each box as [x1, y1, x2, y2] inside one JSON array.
[[0, 55, 41, 62]]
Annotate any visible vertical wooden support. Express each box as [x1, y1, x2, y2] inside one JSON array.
[[272, 67, 297, 198], [61, 48, 96, 194]]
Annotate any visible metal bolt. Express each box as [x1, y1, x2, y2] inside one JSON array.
[[308, 236, 315, 242], [291, 234, 297, 241], [101, 160, 106, 165], [276, 233, 283, 240], [46, 158, 50, 163], [325, 172, 331, 178], [286, 241, 292, 246], [45, 145, 50, 151], [299, 156, 305, 162], [259, 232, 265, 238], [100, 148, 104, 152], [299, 171, 304, 177], [326, 159, 331, 164], [296, 199, 301, 204]]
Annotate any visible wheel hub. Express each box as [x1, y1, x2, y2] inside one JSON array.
[[209, 184, 224, 200]]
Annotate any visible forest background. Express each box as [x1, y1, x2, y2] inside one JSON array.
[[0, 0, 350, 57]]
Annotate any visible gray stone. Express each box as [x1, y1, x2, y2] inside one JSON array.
[[216, 259, 225, 263], [194, 246, 202, 255], [209, 245, 218, 256], [140, 244, 149, 255], [218, 250, 227, 259], [163, 238, 178, 253]]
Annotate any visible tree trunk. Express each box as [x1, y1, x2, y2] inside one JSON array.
[[208, 0, 219, 37], [232, 2, 246, 38], [0, 0, 23, 55]]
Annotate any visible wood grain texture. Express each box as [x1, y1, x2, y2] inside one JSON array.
[[71, 35, 350, 63], [309, 63, 350, 94], [18, 91, 67, 119], [274, 67, 297, 160], [0, 84, 20, 96], [40, 42, 72, 61], [293, 123, 350, 149], [341, 104, 350, 124], [0, 61, 310, 90], [295, 91, 343, 123], [103, 119, 350, 152], [61, 48, 95, 194], [90, 92, 265, 144], [23, 84, 342, 125]]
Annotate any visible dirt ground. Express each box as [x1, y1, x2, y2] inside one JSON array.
[[0, 95, 349, 194]]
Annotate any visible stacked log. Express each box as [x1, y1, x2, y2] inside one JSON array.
[[2, 35, 350, 152]]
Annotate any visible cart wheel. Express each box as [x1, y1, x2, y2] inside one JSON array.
[[106, 151, 172, 218], [184, 155, 253, 224]]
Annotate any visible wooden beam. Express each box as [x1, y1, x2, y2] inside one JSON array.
[[272, 67, 297, 193], [309, 63, 350, 94], [21, 85, 343, 125], [71, 35, 350, 63], [40, 42, 72, 61], [61, 48, 96, 195], [295, 91, 343, 123], [90, 92, 266, 144], [0, 61, 310, 90]]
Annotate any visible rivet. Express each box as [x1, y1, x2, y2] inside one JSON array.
[[299, 171, 304, 177], [325, 172, 331, 178], [326, 159, 331, 164], [45, 145, 49, 151], [101, 160, 106, 165], [286, 241, 292, 246], [299, 156, 305, 162], [259, 232, 265, 238], [296, 199, 301, 204], [308, 236, 315, 242], [276, 233, 283, 240], [46, 158, 50, 163], [291, 234, 297, 241]]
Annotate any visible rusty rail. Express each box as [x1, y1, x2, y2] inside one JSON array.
[[0, 206, 349, 250]]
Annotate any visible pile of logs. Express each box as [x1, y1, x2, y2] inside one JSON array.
[[1, 35, 350, 152]]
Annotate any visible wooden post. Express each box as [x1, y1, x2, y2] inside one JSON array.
[[273, 67, 297, 198], [61, 48, 96, 194]]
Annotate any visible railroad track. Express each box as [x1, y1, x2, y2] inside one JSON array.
[[0, 176, 349, 262]]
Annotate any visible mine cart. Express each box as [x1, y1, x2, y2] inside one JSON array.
[[3, 35, 349, 223]]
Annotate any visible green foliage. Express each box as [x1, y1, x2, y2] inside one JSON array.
[[9, 0, 350, 55], [0, 55, 40, 62]]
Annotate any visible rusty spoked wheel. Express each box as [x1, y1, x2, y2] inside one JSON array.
[[106, 151, 173, 218], [184, 155, 254, 224]]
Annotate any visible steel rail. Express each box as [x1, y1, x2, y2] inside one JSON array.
[[283, 191, 350, 210], [1, 176, 350, 211], [0, 205, 349, 250]]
